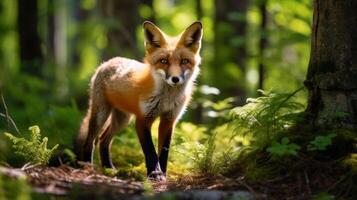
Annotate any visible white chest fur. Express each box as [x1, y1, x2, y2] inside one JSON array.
[[140, 83, 187, 119], [139, 67, 199, 119]]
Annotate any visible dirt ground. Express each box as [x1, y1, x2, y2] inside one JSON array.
[[1, 161, 353, 199], [0, 164, 254, 200]]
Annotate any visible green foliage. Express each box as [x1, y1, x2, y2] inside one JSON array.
[[142, 179, 154, 195], [313, 192, 335, 200], [170, 122, 217, 175], [266, 133, 337, 158], [202, 96, 235, 119], [308, 133, 336, 151], [2, 73, 82, 148], [5, 125, 59, 165], [189, 134, 218, 175], [106, 121, 221, 179], [229, 88, 305, 148], [267, 137, 300, 157], [104, 167, 145, 181], [109, 124, 145, 180], [0, 173, 31, 200], [43, 102, 82, 146], [1, 0, 314, 176], [170, 122, 240, 176]]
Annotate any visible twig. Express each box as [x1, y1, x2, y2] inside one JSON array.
[[1, 92, 9, 129], [21, 162, 41, 171], [0, 92, 20, 134], [0, 113, 20, 135], [0, 113, 21, 135]]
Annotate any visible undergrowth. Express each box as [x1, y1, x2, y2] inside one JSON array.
[[0, 173, 31, 200], [1, 85, 354, 198], [5, 125, 59, 165], [229, 88, 306, 149], [106, 88, 317, 182]]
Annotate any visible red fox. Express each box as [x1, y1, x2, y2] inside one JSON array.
[[75, 21, 203, 181]]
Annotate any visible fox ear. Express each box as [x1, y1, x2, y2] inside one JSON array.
[[178, 21, 203, 53], [143, 21, 166, 51]]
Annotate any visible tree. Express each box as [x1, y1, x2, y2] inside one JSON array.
[[305, 0, 357, 128], [258, 0, 268, 90], [100, 0, 141, 60], [17, 0, 43, 77], [214, 0, 250, 105]]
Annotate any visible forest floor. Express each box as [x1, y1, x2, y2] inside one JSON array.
[[0, 164, 254, 200], [1, 159, 354, 199]]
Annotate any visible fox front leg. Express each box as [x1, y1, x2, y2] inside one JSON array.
[[135, 117, 165, 181], [158, 116, 175, 174]]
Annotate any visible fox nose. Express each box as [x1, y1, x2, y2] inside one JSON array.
[[171, 76, 180, 83]]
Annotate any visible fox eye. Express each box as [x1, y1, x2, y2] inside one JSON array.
[[181, 59, 189, 65], [160, 58, 168, 64]]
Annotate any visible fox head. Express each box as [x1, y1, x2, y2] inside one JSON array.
[[143, 21, 203, 86]]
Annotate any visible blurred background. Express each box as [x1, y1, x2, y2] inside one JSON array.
[[0, 0, 312, 169]]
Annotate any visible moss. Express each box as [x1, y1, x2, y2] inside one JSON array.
[[115, 165, 146, 181]]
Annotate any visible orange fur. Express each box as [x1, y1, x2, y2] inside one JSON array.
[[104, 62, 154, 117]]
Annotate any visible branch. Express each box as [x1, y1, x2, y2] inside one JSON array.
[[0, 91, 20, 134]]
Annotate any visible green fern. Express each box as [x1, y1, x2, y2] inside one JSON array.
[[4, 125, 59, 165], [229, 88, 305, 148], [191, 133, 218, 175]]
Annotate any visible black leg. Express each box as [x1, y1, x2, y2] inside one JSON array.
[[158, 117, 174, 175], [98, 125, 113, 168], [142, 127, 161, 174], [159, 128, 172, 173], [136, 118, 165, 181]]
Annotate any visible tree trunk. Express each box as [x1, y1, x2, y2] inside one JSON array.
[[258, 0, 268, 90], [214, 0, 249, 105], [100, 0, 141, 60], [191, 0, 204, 123], [53, 0, 68, 99], [47, 0, 55, 65], [17, 0, 43, 77], [304, 0, 357, 128]]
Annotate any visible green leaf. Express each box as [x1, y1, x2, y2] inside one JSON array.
[[308, 133, 336, 151], [267, 137, 300, 157]]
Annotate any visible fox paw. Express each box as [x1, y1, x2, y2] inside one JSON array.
[[147, 171, 166, 181]]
